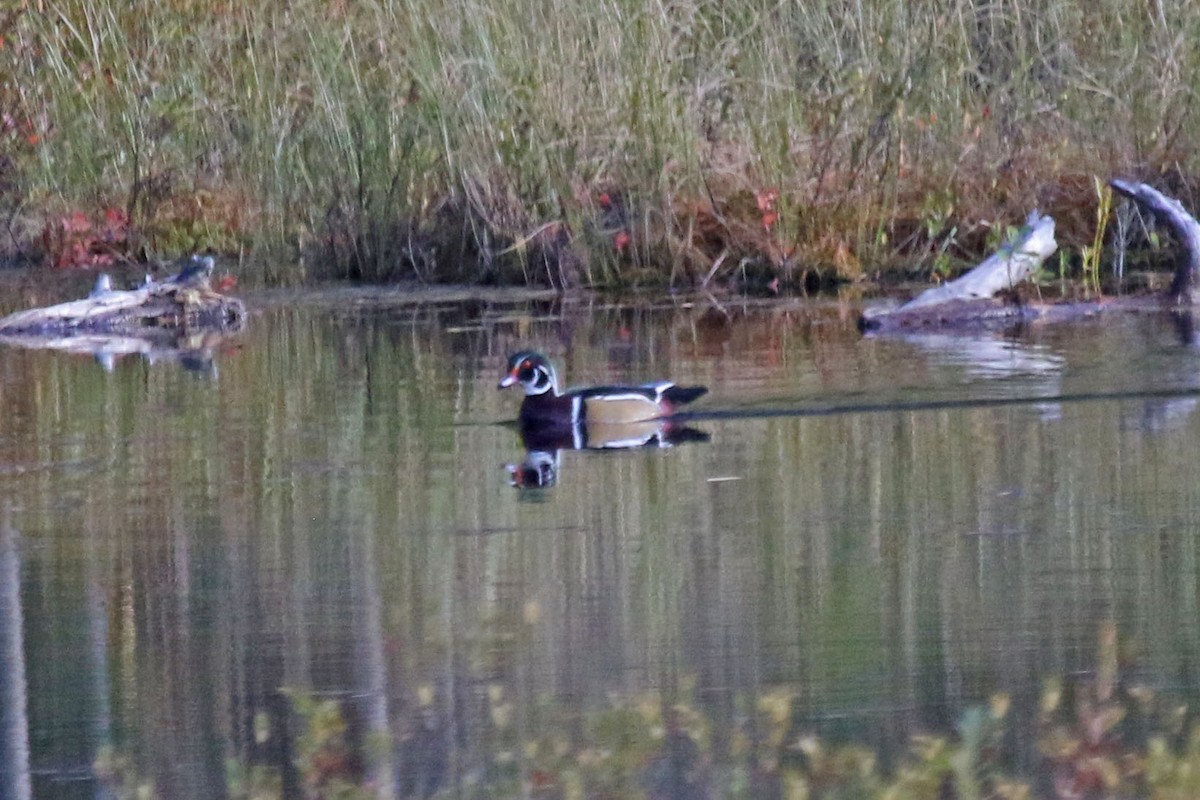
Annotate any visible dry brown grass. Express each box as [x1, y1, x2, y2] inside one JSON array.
[[4, 0, 1200, 287]]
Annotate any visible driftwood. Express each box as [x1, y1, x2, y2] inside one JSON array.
[[0, 256, 245, 337], [901, 212, 1057, 310], [860, 181, 1200, 332], [0, 255, 245, 371], [1108, 179, 1200, 302]]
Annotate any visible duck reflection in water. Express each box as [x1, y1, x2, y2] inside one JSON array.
[[507, 420, 710, 489], [499, 351, 710, 489]]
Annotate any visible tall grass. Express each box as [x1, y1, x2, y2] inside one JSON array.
[[5, 0, 1200, 286]]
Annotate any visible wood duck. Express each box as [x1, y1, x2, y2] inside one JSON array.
[[507, 449, 560, 489], [498, 351, 707, 426]]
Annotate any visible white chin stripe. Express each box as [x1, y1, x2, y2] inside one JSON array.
[[529, 367, 555, 395]]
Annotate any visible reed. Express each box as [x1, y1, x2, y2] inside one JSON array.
[[5, 0, 1200, 286]]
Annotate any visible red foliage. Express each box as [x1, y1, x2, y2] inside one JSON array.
[[756, 188, 780, 230], [2, 111, 41, 147], [755, 188, 779, 212], [41, 207, 132, 269]]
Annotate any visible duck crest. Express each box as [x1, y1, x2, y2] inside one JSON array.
[[499, 351, 558, 396]]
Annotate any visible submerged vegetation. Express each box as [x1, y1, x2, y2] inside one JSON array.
[[93, 624, 1200, 799], [3, 0, 1200, 286]]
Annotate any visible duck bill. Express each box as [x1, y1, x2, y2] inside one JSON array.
[[498, 373, 518, 389]]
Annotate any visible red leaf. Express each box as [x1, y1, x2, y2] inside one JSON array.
[[756, 188, 779, 212], [64, 211, 92, 234]]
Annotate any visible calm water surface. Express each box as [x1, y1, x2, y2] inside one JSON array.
[[2, 289, 1200, 798]]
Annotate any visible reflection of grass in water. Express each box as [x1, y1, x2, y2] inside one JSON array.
[[91, 625, 1200, 799], [15, 306, 1200, 799], [6, 1, 1198, 285]]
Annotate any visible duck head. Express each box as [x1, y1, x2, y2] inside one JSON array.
[[499, 351, 558, 396]]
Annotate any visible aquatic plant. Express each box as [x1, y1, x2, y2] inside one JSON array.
[[92, 619, 1200, 800]]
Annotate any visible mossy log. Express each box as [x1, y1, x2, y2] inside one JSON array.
[[860, 181, 1200, 333]]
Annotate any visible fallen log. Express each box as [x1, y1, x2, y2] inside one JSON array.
[[1107, 179, 1200, 302], [899, 212, 1057, 311], [860, 212, 1057, 332], [859, 181, 1200, 332], [0, 255, 245, 338], [0, 255, 245, 371]]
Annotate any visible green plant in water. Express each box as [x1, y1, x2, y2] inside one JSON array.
[[89, 622, 1200, 800], [225, 760, 283, 800], [919, 190, 959, 280], [285, 690, 374, 800], [1081, 177, 1114, 296]]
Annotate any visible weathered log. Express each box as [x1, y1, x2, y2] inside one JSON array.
[[1108, 179, 1200, 302], [0, 255, 245, 338], [861, 181, 1200, 332], [901, 212, 1057, 310], [0, 255, 244, 371], [860, 213, 1057, 332]]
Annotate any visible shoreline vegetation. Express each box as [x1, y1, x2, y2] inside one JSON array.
[[3, 1, 1199, 290]]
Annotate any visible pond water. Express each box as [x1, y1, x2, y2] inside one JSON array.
[[2, 288, 1200, 798]]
